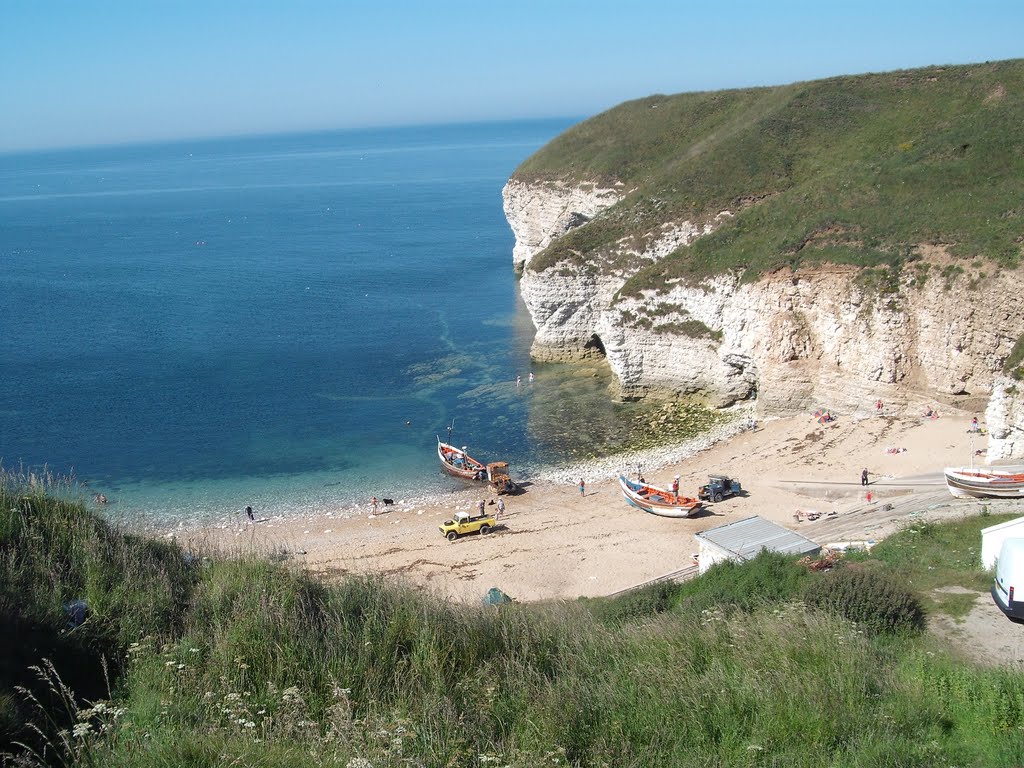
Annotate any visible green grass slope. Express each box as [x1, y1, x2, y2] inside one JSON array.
[[515, 60, 1024, 294], [4, 472, 1024, 767]]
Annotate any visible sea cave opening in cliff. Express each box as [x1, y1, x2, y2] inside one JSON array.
[[584, 333, 606, 357]]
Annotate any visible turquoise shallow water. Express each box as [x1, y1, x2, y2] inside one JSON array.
[[0, 120, 650, 526]]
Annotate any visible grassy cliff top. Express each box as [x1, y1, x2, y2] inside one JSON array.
[[515, 59, 1024, 290]]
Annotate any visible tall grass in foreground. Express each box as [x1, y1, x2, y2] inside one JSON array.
[[0, 471, 197, 756], [65, 589, 1024, 767], [3, 478, 1024, 766]]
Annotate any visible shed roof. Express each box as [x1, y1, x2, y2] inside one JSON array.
[[695, 515, 820, 561], [981, 516, 1024, 536]]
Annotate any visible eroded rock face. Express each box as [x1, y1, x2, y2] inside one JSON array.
[[504, 179, 1024, 458], [601, 268, 1024, 414], [986, 378, 1024, 462], [502, 179, 623, 272]]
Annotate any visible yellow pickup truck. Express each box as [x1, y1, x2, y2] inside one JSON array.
[[439, 510, 496, 541]]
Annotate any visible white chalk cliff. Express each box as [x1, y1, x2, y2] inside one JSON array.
[[502, 179, 1024, 460], [502, 179, 625, 274], [986, 377, 1024, 462]]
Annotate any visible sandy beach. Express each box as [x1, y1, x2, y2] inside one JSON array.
[[178, 405, 1000, 604]]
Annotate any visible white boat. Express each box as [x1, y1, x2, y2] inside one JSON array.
[[618, 475, 703, 518], [437, 439, 488, 481], [944, 466, 1024, 499]]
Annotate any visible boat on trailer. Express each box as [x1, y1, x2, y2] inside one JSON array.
[[618, 475, 703, 518], [944, 466, 1024, 499], [437, 439, 488, 481]]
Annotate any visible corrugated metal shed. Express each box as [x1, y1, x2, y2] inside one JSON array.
[[695, 515, 820, 573]]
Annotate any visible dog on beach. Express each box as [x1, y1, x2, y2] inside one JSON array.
[[382, 498, 395, 506]]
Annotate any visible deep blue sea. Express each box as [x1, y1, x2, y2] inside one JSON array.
[[1, 120, 643, 526]]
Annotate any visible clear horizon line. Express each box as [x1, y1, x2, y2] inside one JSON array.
[[0, 114, 584, 158]]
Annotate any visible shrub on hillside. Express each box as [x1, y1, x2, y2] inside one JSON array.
[[590, 580, 680, 623], [590, 551, 811, 625], [675, 550, 811, 615], [803, 565, 925, 635]]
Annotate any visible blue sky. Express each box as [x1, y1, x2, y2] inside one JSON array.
[[2, 0, 1021, 152]]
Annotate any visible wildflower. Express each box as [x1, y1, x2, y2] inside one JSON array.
[[72, 722, 92, 738]]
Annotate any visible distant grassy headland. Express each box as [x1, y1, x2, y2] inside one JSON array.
[[4, 472, 1024, 766], [514, 59, 1024, 295]]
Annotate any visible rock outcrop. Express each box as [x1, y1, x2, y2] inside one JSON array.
[[986, 377, 1024, 462], [502, 179, 623, 273], [504, 179, 1024, 459]]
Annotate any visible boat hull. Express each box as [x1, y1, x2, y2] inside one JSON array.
[[438, 441, 487, 481], [944, 467, 1024, 499], [618, 476, 702, 518]]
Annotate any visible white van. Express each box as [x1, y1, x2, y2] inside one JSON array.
[[992, 537, 1024, 621]]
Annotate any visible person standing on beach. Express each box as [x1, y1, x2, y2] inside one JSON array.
[[578, 478, 585, 497], [477, 499, 486, 517], [245, 505, 254, 521], [496, 497, 505, 519], [671, 476, 680, 494], [371, 496, 379, 514], [861, 469, 869, 486]]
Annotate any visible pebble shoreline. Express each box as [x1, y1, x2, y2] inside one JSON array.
[[537, 405, 756, 486], [153, 405, 757, 536]]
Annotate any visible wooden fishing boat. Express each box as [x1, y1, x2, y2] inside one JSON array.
[[618, 475, 702, 518], [944, 466, 1024, 499], [437, 439, 488, 481]]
